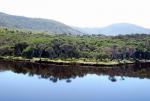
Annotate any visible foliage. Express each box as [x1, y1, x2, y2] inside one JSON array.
[[1, 28, 150, 60]]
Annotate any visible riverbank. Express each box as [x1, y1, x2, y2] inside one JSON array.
[[0, 56, 137, 67]]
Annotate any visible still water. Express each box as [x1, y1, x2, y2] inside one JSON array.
[[0, 60, 150, 101]]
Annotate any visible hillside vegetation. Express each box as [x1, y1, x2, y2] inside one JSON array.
[[0, 28, 150, 62], [0, 12, 81, 34]]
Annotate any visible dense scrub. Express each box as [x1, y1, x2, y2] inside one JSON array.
[[0, 28, 150, 61]]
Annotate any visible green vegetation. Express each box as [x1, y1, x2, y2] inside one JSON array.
[[0, 12, 81, 34], [0, 28, 150, 64]]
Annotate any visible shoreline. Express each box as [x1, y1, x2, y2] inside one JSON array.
[[1, 56, 149, 67]]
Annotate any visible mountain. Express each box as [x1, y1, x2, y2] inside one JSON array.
[[0, 12, 82, 34], [1, 12, 150, 35], [77, 23, 150, 35]]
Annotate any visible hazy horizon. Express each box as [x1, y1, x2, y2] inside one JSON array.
[[0, 0, 150, 28]]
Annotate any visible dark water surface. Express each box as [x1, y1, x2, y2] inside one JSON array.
[[0, 60, 150, 101]]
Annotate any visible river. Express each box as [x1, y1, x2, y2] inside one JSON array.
[[0, 60, 150, 101]]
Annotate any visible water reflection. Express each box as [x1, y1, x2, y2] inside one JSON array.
[[0, 60, 150, 83]]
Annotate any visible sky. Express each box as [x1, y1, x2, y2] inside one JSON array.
[[0, 0, 150, 28]]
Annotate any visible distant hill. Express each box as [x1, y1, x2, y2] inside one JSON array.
[[0, 12, 82, 34], [1, 12, 150, 35], [77, 23, 150, 35]]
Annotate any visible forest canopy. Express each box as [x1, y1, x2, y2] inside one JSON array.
[[0, 28, 150, 61]]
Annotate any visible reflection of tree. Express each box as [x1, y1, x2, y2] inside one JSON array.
[[0, 60, 150, 83], [120, 76, 125, 80], [50, 77, 58, 83], [66, 79, 71, 83], [109, 76, 117, 82]]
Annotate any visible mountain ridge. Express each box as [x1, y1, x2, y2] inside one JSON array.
[[0, 12, 82, 34], [0, 12, 150, 35], [77, 23, 150, 35]]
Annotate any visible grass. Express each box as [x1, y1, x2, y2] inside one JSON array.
[[0, 56, 134, 65]]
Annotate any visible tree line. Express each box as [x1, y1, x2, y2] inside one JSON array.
[[0, 28, 150, 61]]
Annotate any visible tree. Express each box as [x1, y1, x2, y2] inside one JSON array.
[[14, 42, 28, 56]]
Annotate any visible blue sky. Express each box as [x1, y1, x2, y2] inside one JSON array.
[[0, 0, 149, 28]]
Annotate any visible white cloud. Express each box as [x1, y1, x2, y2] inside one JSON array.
[[0, 0, 150, 27]]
